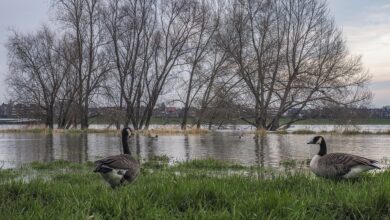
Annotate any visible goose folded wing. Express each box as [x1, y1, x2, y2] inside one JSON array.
[[95, 155, 138, 170], [322, 153, 378, 174]]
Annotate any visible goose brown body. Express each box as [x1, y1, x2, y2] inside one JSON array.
[[307, 136, 380, 179], [94, 128, 140, 188]]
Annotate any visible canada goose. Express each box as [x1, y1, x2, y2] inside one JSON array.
[[94, 127, 140, 188], [307, 136, 380, 179]]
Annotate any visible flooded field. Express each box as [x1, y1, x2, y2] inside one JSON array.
[[1, 130, 389, 169]]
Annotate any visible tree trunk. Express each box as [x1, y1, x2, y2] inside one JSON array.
[[46, 108, 54, 129], [269, 119, 279, 131], [181, 110, 188, 130], [116, 94, 123, 130], [196, 115, 202, 129], [181, 65, 196, 130], [208, 117, 214, 130], [81, 99, 89, 129]]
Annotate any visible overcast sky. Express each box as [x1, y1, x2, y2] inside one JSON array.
[[0, 0, 389, 107], [0, 0, 51, 104]]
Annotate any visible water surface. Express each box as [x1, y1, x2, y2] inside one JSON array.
[[0, 132, 389, 169]]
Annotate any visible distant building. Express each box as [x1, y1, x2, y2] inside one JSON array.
[[286, 108, 309, 118], [383, 106, 390, 118], [165, 106, 179, 118], [0, 101, 41, 118], [88, 107, 99, 117], [152, 103, 193, 118], [366, 108, 383, 118], [0, 101, 16, 118], [0, 103, 9, 117]]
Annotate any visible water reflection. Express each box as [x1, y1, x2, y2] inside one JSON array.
[[0, 132, 389, 169], [52, 134, 88, 163], [254, 138, 264, 167]]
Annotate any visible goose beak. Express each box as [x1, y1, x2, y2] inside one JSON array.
[[307, 140, 315, 144]]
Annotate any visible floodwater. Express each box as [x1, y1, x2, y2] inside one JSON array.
[[0, 129, 389, 169]]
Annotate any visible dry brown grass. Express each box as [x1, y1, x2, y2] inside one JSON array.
[[291, 129, 317, 134], [248, 128, 268, 137], [0, 127, 209, 135], [140, 127, 210, 135], [0, 128, 52, 134]]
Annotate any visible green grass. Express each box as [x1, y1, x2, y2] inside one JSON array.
[[174, 159, 245, 170], [0, 159, 389, 219]]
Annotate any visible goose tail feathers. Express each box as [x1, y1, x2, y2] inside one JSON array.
[[369, 163, 381, 170]]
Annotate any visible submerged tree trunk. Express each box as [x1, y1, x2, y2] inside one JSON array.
[[46, 108, 54, 129], [81, 99, 89, 130]]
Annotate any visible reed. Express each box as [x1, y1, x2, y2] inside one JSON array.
[[291, 129, 317, 134], [0, 128, 52, 134], [140, 127, 210, 135]]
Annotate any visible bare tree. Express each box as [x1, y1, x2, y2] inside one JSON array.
[[6, 26, 71, 128], [56, 33, 80, 129], [194, 46, 240, 129], [141, 0, 205, 129], [54, 0, 111, 129], [220, 0, 370, 130], [102, 0, 157, 130], [200, 85, 243, 129], [102, 0, 201, 130], [179, 1, 219, 130]]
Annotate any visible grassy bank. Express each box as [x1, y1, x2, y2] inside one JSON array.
[[3, 126, 390, 136], [0, 160, 389, 219]]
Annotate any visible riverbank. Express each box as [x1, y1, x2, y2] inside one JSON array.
[[280, 129, 390, 135], [2, 126, 390, 136], [91, 117, 390, 125], [0, 127, 210, 135], [284, 118, 390, 125], [0, 159, 389, 219]]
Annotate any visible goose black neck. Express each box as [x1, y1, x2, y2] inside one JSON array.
[[318, 139, 327, 156], [122, 135, 131, 155]]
